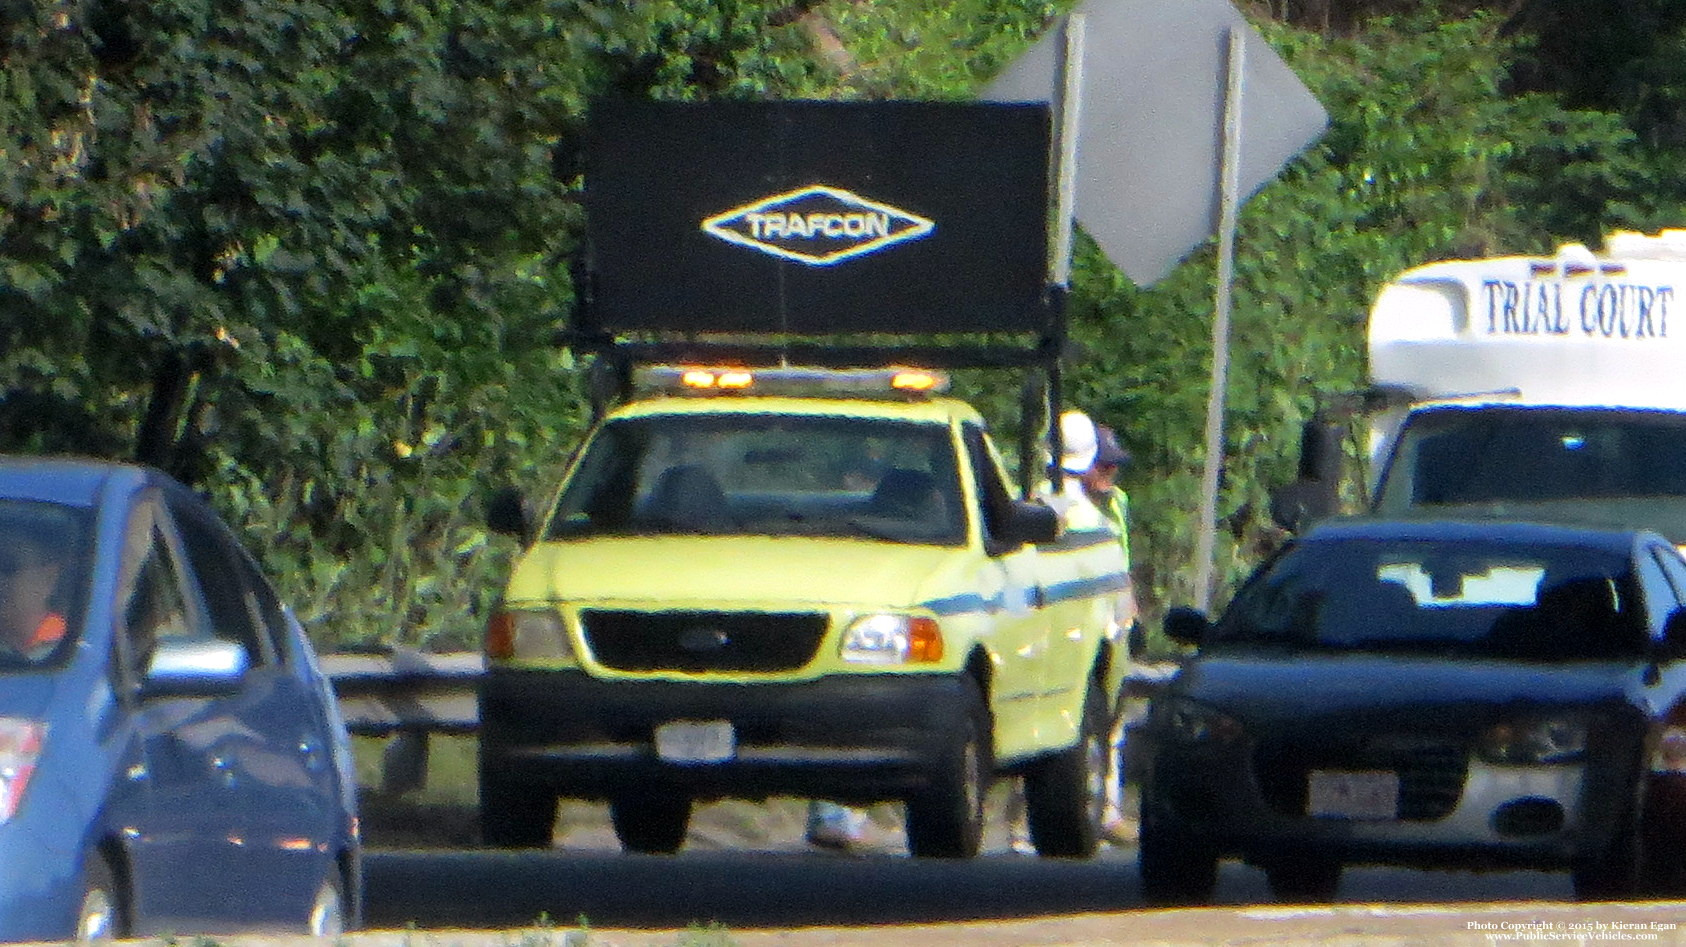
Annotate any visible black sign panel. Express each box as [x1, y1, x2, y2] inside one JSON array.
[[583, 99, 1052, 336]]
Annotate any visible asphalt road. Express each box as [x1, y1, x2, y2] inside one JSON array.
[[335, 801, 1686, 947]]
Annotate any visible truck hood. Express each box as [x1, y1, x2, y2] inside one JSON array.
[[508, 536, 964, 609]]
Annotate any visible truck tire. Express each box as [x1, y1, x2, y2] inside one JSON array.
[[1138, 802, 1218, 905], [1023, 683, 1107, 858], [904, 678, 989, 859], [478, 769, 558, 848], [610, 795, 692, 854], [1264, 853, 1342, 902]]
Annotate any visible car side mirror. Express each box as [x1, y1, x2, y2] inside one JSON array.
[[1660, 607, 1686, 661], [1002, 500, 1060, 547], [486, 486, 532, 542], [140, 637, 250, 699], [1163, 606, 1210, 646]]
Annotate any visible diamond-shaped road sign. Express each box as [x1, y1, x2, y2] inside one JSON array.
[[984, 0, 1328, 287]]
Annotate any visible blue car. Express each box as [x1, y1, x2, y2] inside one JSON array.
[[0, 456, 361, 940]]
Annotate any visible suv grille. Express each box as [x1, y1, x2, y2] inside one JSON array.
[[581, 610, 828, 672], [1253, 735, 1468, 821]]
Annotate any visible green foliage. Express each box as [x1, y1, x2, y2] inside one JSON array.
[[5, 0, 1685, 648]]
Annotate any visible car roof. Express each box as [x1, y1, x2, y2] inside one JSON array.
[[0, 455, 152, 508], [1300, 514, 1651, 554]]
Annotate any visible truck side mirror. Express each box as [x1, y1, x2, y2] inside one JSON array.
[[1002, 500, 1060, 547], [486, 486, 532, 542], [1163, 606, 1210, 646], [1270, 418, 1344, 532]]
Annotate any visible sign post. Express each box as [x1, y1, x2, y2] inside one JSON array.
[[1193, 28, 1248, 612], [986, 0, 1328, 607]]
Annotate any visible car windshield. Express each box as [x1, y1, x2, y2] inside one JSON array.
[[1211, 536, 1646, 660], [0, 499, 91, 670], [544, 413, 966, 544]]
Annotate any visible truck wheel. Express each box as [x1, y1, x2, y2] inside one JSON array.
[[1572, 828, 1641, 900], [610, 795, 692, 854], [1265, 853, 1342, 902], [478, 770, 558, 848], [1023, 683, 1107, 858], [1138, 802, 1217, 905], [904, 678, 989, 859]]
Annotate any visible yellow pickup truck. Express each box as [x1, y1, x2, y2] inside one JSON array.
[[478, 366, 1129, 858]]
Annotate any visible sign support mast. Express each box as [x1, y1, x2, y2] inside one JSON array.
[[1193, 28, 1246, 611], [1038, 12, 1086, 496]]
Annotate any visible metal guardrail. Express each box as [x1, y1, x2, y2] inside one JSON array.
[[321, 649, 484, 795], [322, 649, 1178, 794], [321, 649, 484, 737]]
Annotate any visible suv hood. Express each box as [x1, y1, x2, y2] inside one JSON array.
[[508, 535, 964, 609]]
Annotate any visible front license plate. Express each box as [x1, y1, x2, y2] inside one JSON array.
[[654, 720, 736, 764], [1307, 770, 1399, 820]]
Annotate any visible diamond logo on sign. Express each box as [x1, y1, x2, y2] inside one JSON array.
[[701, 185, 935, 266]]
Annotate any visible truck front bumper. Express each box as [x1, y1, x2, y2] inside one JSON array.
[[478, 668, 975, 802]]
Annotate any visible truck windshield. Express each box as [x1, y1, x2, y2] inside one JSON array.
[[545, 413, 966, 545], [1375, 407, 1686, 539], [1212, 537, 1646, 661]]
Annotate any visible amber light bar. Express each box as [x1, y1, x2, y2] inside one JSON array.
[[637, 366, 950, 396]]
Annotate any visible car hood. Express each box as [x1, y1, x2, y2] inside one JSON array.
[[508, 536, 966, 609], [1174, 649, 1638, 724]]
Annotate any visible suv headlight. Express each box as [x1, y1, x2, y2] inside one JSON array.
[[840, 615, 943, 665], [485, 608, 574, 662], [1153, 698, 1244, 745], [1477, 718, 1586, 764]]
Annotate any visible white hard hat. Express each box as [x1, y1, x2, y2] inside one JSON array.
[[1059, 410, 1098, 474]]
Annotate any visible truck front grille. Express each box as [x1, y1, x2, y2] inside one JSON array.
[[1253, 735, 1468, 821], [580, 610, 828, 672]]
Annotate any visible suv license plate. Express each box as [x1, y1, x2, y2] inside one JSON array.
[[655, 721, 736, 764], [1307, 770, 1399, 820]]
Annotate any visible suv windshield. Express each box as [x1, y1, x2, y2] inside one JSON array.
[[0, 499, 91, 669], [545, 413, 966, 544], [1213, 536, 1646, 660]]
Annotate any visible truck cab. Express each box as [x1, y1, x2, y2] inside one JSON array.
[[478, 365, 1132, 858]]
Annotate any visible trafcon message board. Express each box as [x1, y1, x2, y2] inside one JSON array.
[[581, 99, 1053, 337]]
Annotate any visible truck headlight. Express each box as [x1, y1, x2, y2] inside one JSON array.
[[485, 608, 574, 662], [1477, 718, 1586, 764], [840, 615, 943, 665]]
